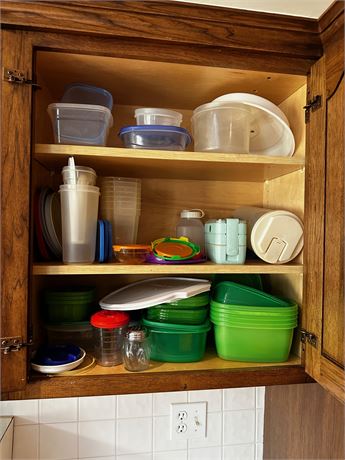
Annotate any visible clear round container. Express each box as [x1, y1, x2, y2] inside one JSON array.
[[113, 245, 150, 264], [90, 310, 130, 366], [135, 108, 182, 126], [123, 326, 150, 371], [176, 209, 205, 253]]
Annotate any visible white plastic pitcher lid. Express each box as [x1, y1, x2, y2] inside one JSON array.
[[180, 209, 205, 218], [99, 277, 211, 311], [251, 211, 304, 264]]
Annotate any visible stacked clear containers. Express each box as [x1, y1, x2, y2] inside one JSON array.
[[90, 310, 130, 366], [59, 161, 100, 264], [99, 177, 141, 244]]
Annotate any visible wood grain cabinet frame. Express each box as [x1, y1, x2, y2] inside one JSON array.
[[0, 1, 344, 404]]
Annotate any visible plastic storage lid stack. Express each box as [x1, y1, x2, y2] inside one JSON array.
[[135, 108, 183, 126]]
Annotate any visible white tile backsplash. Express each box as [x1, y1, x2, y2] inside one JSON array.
[[39, 398, 78, 423], [2, 387, 265, 460], [116, 417, 152, 455], [39, 422, 78, 460], [79, 396, 115, 421], [117, 394, 152, 419]]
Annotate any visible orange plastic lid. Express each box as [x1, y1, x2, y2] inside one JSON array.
[[154, 242, 193, 258], [113, 245, 151, 251]]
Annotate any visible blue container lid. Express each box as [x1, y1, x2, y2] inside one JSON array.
[[61, 83, 113, 110], [119, 125, 192, 141], [32, 344, 82, 366]]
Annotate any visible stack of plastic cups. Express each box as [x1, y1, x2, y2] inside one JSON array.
[[59, 159, 100, 264], [99, 177, 141, 244]]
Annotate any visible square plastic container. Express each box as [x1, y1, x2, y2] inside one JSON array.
[[213, 322, 295, 362], [134, 108, 182, 126], [61, 83, 113, 110], [142, 318, 211, 362], [48, 103, 113, 145], [119, 126, 191, 151]]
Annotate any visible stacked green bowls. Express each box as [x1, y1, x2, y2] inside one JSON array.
[[210, 282, 298, 363], [143, 292, 211, 362]]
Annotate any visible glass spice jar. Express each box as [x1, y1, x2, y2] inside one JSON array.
[[123, 326, 150, 372]]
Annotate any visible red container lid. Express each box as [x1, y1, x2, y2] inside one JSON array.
[[90, 310, 130, 328]]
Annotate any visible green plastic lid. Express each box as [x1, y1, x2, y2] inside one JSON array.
[[142, 318, 211, 333], [213, 282, 290, 307]]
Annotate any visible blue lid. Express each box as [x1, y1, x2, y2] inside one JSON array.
[[61, 83, 113, 110], [119, 125, 192, 140]]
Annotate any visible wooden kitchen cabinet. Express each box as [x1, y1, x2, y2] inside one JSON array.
[[1, 1, 344, 403]]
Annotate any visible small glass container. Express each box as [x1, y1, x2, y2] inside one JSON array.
[[123, 326, 150, 372], [113, 245, 151, 264]]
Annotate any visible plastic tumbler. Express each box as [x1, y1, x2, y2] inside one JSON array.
[[90, 310, 130, 366]]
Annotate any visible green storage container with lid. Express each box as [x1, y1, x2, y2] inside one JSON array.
[[162, 291, 210, 308], [146, 305, 208, 325], [142, 318, 211, 362]]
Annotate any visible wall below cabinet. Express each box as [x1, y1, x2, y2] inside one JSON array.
[[1, 387, 265, 460], [264, 383, 345, 459]]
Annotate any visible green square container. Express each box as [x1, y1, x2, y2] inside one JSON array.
[[213, 282, 290, 307], [142, 318, 211, 362], [213, 322, 295, 362]]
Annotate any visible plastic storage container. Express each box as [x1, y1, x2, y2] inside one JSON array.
[[90, 310, 130, 366], [233, 207, 304, 264], [61, 83, 113, 110], [135, 108, 182, 126], [146, 305, 208, 325], [212, 282, 291, 306], [205, 218, 247, 264], [59, 184, 100, 264], [45, 321, 94, 351], [43, 287, 96, 322], [176, 209, 205, 253], [192, 102, 252, 153], [119, 126, 191, 151], [113, 245, 151, 263], [48, 103, 113, 146], [142, 318, 211, 362], [62, 165, 97, 186]]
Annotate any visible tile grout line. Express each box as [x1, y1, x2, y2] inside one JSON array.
[[151, 393, 153, 460], [77, 397, 80, 460], [220, 390, 224, 460]]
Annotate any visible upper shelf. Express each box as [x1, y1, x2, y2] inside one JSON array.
[[34, 144, 305, 182]]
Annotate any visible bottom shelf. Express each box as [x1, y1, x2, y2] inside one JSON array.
[[23, 352, 311, 399]]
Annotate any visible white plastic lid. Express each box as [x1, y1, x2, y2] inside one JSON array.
[[135, 107, 182, 121], [251, 211, 304, 264], [180, 209, 205, 218], [99, 277, 211, 311]]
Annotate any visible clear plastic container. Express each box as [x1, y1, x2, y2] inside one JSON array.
[[45, 321, 93, 351], [62, 165, 97, 186], [59, 184, 100, 264], [90, 310, 130, 366], [48, 103, 113, 146], [176, 209, 205, 253], [113, 245, 150, 263], [119, 126, 191, 151], [134, 108, 182, 126], [61, 83, 113, 110], [192, 102, 251, 153]]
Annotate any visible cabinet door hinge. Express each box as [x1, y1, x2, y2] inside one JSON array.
[[1, 336, 33, 354], [303, 95, 322, 123], [300, 329, 318, 348], [3, 67, 41, 89]]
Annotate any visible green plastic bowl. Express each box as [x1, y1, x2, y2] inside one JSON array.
[[142, 318, 211, 362], [213, 282, 290, 307], [146, 306, 208, 325], [210, 315, 298, 328], [210, 299, 297, 314], [213, 322, 295, 362]]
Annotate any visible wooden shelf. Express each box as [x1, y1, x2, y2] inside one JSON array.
[[24, 352, 310, 399], [32, 261, 303, 275], [34, 144, 305, 182]]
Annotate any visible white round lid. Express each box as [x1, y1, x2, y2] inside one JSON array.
[[251, 211, 304, 264], [180, 209, 205, 218]]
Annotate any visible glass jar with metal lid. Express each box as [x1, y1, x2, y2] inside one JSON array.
[[123, 326, 150, 372]]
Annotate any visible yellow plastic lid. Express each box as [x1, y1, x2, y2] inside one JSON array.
[[113, 245, 151, 251]]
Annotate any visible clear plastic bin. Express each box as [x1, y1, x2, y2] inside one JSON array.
[[45, 321, 94, 351], [61, 83, 113, 110], [134, 108, 182, 126], [48, 103, 113, 146], [119, 126, 191, 151]]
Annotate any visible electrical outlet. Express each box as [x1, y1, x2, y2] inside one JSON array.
[[170, 402, 207, 440]]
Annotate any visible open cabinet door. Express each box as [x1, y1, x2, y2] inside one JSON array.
[[304, 10, 344, 403], [1, 30, 33, 394]]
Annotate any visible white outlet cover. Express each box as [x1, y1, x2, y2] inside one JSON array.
[[170, 402, 207, 440]]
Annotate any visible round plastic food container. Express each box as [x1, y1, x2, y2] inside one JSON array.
[[45, 321, 94, 351], [90, 310, 130, 366], [142, 318, 211, 362], [113, 245, 151, 264], [135, 108, 182, 126]]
